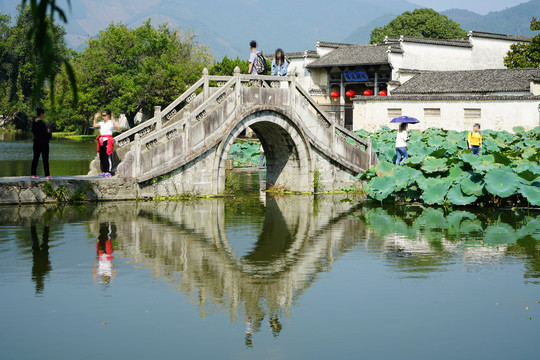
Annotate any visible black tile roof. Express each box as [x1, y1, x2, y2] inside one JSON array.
[[307, 44, 394, 68], [385, 35, 472, 48], [316, 41, 356, 48], [392, 69, 540, 94], [468, 31, 532, 43]]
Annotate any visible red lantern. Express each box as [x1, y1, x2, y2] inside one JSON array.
[[345, 90, 356, 100], [363, 89, 374, 96], [330, 91, 340, 102], [379, 90, 387, 96]]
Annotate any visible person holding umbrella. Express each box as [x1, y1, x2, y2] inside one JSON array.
[[390, 116, 418, 166]]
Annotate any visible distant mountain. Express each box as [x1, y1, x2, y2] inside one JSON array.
[[1, 0, 537, 59], [442, 0, 540, 37], [1, 0, 420, 58], [343, 14, 398, 44], [343, 0, 539, 45]]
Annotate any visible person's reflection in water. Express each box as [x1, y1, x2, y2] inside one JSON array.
[[269, 314, 282, 338], [31, 224, 51, 295], [93, 222, 116, 286]]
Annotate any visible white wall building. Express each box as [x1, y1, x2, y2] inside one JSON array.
[[285, 31, 538, 131]]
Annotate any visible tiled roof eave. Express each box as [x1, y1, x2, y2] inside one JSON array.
[[353, 94, 540, 101], [307, 61, 389, 68]]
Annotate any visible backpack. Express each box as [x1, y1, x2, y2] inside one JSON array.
[[255, 53, 268, 75]]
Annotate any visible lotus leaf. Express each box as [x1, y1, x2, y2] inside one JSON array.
[[447, 167, 467, 183], [419, 178, 451, 205], [429, 148, 447, 158], [521, 148, 537, 161], [374, 161, 396, 177], [518, 184, 540, 206], [492, 152, 512, 166], [404, 156, 424, 168], [421, 157, 448, 174], [427, 135, 445, 149], [393, 166, 422, 191], [483, 223, 517, 246], [367, 176, 396, 201], [460, 173, 485, 196], [482, 140, 500, 153], [447, 185, 478, 205], [515, 169, 538, 183], [460, 153, 483, 168], [512, 126, 525, 133], [484, 167, 521, 198]]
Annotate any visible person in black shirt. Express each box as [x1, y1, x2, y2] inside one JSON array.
[[31, 108, 52, 178]]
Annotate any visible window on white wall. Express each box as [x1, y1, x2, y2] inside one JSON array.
[[388, 108, 402, 120], [464, 108, 481, 119], [424, 108, 441, 118]]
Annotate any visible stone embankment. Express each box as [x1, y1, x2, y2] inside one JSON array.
[[0, 176, 140, 204]]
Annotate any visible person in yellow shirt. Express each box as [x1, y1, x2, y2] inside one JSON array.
[[467, 123, 482, 155]]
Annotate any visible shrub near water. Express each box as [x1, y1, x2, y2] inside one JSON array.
[[354, 126, 540, 207]]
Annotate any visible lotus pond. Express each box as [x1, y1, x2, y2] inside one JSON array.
[[353, 126, 540, 206]]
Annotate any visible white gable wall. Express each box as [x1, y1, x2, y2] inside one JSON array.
[[397, 42, 473, 72], [469, 37, 517, 69]]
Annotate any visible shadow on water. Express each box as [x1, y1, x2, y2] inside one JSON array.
[[0, 185, 539, 347]]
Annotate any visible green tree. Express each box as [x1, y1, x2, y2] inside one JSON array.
[[504, 17, 540, 69], [51, 21, 213, 133], [0, 5, 70, 130], [369, 8, 468, 44], [209, 56, 249, 75]]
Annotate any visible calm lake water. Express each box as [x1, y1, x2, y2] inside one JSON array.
[[0, 173, 539, 359], [0, 132, 95, 177]]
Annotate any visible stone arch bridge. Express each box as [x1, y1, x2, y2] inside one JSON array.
[[89, 68, 378, 195]]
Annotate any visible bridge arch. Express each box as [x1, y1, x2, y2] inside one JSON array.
[[215, 109, 313, 193]]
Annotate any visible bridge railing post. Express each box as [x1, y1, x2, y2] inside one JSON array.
[[183, 110, 191, 153], [203, 68, 209, 100], [154, 106, 162, 131], [367, 136, 373, 168], [290, 70, 297, 108], [234, 66, 241, 113], [134, 133, 141, 178]]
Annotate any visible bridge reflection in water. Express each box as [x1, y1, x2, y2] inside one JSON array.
[[87, 195, 364, 342]]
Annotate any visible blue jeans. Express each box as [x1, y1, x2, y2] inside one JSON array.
[[396, 147, 408, 166], [471, 145, 480, 155]]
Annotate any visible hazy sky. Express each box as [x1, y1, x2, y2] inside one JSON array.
[[412, 0, 530, 14]]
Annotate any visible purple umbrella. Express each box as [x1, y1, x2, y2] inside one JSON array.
[[390, 116, 419, 124]]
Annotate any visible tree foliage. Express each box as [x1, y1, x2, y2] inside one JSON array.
[[504, 17, 540, 69], [369, 8, 468, 44], [0, 5, 70, 130], [209, 56, 249, 76], [22, 0, 77, 106], [51, 20, 213, 133]]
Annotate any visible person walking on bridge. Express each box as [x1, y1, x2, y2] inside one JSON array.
[[30, 108, 52, 178], [93, 110, 118, 177]]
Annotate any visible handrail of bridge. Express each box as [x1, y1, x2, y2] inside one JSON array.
[[138, 76, 238, 147], [114, 77, 205, 145], [293, 82, 369, 149]]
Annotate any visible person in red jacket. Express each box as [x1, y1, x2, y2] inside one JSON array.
[[93, 110, 118, 177], [30, 108, 52, 178]]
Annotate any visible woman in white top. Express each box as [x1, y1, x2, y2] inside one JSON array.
[[93, 110, 118, 177], [395, 123, 409, 166]]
